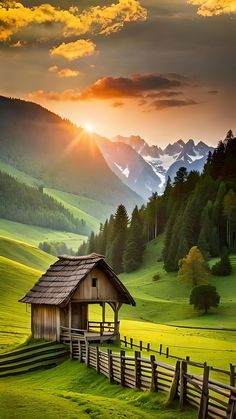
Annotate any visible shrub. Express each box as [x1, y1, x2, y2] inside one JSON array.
[[153, 273, 161, 281], [211, 248, 232, 276]]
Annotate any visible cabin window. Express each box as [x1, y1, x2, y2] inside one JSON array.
[[92, 277, 97, 288]]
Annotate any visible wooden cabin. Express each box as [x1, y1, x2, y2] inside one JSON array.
[[19, 253, 135, 343]]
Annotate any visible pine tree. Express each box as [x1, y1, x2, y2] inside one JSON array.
[[178, 246, 210, 287], [190, 285, 220, 314], [123, 206, 144, 272], [110, 204, 129, 273]]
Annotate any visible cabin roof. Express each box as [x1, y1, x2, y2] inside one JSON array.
[[19, 253, 135, 307]]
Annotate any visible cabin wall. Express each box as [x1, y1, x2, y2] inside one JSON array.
[[72, 268, 121, 301], [31, 304, 60, 341]]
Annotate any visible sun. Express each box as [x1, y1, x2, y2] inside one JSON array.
[[84, 123, 94, 133]]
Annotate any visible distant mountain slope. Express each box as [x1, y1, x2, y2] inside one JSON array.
[[0, 96, 142, 211], [95, 136, 163, 200], [114, 135, 214, 195], [0, 171, 89, 235]]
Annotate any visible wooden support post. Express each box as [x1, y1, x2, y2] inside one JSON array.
[[168, 360, 181, 404], [102, 302, 106, 324], [166, 347, 169, 358], [108, 349, 113, 384], [150, 355, 157, 392], [135, 351, 141, 389], [130, 338, 133, 349], [186, 356, 190, 362], [179, 360, 188, 409], [198, 363, 210, 419], [120, 350, 126, 387], [140, 340, 143, 351], [227, 364, 236, 419], [96, 346, 100, 373], [147, 343, 150, 352], [86, 344, 90, 367], [124, 336, 127, 347], [159, 344, 162, 355]]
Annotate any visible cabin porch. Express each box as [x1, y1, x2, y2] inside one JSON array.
[[60, 301, 122, 344]]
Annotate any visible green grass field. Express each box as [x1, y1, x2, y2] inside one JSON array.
[[45, 188, 113, 232], [0, 219, 86, 251], [1, 232, 236, 417]]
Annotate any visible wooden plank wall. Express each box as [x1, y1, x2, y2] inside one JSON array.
[[32, 305, 60, 341]]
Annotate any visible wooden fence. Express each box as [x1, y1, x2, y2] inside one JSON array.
[[71, 340, 236, 418], [121, 336, 236, 377]]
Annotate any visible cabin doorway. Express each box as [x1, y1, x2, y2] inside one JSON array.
[[71, 302, 88, 330]]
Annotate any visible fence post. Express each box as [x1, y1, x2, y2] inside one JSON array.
[[120, 350, 126, 386], [140, 341, 143, 351], [96, 346, 100, 373], [78, 340, 83, 363], [159, 344, 162, 355], [130, 338, 133, 349], [135, 351, 141, 389], [147, 343, 150, 352], [86, 344, 90, 367], [166, 347, 169, 358], [198, 363, 210, 419], [226, 364, 236, 418], [230, 364, 235, 387], [179, 360, 188, 409], [124, 336, 127, 348], [168, 360, 181, 404], [150, 355, 157, 392], [108, 349, 113, 384]]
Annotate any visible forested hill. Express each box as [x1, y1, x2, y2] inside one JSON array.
[[0, 171, 89, 235], [81, 130, 236, 274], [0, 96, 142, 211]]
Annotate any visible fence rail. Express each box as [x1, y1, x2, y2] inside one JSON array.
[[71, 340, 236, 419]]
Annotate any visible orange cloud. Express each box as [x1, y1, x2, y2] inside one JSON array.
[[188, 0, 236, 16], [50, 39, 96, 61], [80, 74, 187, 100], [0, 1, 147, 42], [28, 73, 198, 111], [48, 65, 58, 73], [58, 68, 80, 77], [29, 89, 82, 101]]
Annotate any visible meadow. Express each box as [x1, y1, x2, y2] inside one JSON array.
[[0, 231, 236, 418]]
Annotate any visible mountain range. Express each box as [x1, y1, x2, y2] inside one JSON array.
[[96, 135, 214, 199], [0, 96, 142, 212], [0, 96, 215, 208]]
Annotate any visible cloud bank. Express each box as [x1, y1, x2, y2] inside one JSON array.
[[188, 0, 236, 16], [29, 72, 198, 110], [0, 1, 147, 42]]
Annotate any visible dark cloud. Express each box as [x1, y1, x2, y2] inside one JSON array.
[[150, 98, 198, 110], [208, 90, 219, 95], [80, 73, 189, 100]]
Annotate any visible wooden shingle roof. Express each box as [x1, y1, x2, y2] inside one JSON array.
[[19, 253, 135, 307]]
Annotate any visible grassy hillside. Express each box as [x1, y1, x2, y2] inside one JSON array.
[[45, 188, 113, 231], [0, 236, 56, 351], [0, 219, 86, 251], [0, 358, 195, 419]]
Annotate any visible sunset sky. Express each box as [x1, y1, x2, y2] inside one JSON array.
[[0, 0, 235, 146]]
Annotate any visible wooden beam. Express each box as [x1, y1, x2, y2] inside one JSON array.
[[102, 302, 106, 324]]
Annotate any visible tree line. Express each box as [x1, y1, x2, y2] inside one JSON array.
[[0, 171, 89, 235], [79, 130, 236, 274]]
